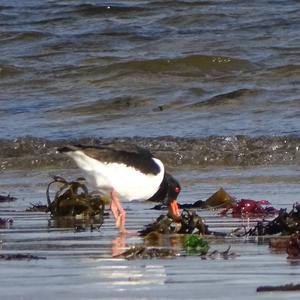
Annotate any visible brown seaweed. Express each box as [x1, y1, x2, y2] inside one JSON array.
[[139, 209, 210, 236], [0, 194, 17, 202], [257, 283, 300, 292], [205, 187, 236, 208], [113, 243, 237, 260], [46, 176, 105, 217], [204, 246, 238, 259], [151, 187, 235, 210], [244, 203, 300, 236], [26, 202, 48, 212], [113, 245, 179, 259], [0, 254, 46, 261]]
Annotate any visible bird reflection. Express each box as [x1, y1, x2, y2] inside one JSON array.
[[111, 232, 138, 257]]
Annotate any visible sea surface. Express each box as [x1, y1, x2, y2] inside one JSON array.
[[1, 1, 300, 299]]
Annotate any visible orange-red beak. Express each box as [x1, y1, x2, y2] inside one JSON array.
[[170, 200, 181, 219]]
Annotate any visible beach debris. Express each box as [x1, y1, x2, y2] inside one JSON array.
[[0, 218, 13, 227], [257, 283, 300, 292], [0, 194, 17, 202], [46, 176, 105, 217], [113, 245, 179, 259], [0, 253, 46, 261], [220, 199, 277, 218], [139, 209, 209, 236], [184, 234, 209, 255]]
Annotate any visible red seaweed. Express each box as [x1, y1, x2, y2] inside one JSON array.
[[220, 199, 277, 217], [0, 218, 13, 227]]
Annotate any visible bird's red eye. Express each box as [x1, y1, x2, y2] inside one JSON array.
[[175, 187, 180, 193]]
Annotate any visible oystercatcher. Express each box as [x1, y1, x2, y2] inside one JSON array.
[[57, 143, 181, 232]]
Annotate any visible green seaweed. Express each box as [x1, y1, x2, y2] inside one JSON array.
[[184, 234, 209, 255]]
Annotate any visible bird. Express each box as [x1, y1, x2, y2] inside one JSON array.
[[57, 143, 181, 233]]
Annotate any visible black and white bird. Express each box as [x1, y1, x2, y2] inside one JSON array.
[[57, 143, 181, 233]]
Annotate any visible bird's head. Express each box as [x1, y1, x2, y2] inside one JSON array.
[[163, 173, 181, 220]]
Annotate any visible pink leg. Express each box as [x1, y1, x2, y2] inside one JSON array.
[[110, 190, 127, 233]]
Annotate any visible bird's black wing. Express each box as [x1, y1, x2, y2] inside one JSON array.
[[58, 143, 162, 175]]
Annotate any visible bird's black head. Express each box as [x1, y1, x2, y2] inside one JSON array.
[[164, 173, 181, 204]]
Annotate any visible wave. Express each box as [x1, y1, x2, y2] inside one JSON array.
[[73, 3, 146, 16], [0, 64, 23, 77], [0, 31, 50, 43], [101, 55, 254, 76], [69, 97, 152, 115], [0, 135, 299, 171], [183, 88, 260, 109]]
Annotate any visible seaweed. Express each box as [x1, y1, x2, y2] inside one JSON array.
[[26, 202, 48, 212], [0, 254, 46, 261], [113, 242, 237, 260], [220, 199, 277, 218], [139, 209, 210, 236], [243, 203, 300, 236], [257, 283, 300, 292], [204, 187, 236, 208], [184, 234, 209, 255], [204, 246, 238, 259], [24, 176, 107, 230], [46, 176, 105, 217], [179, 209, 209, 234], [113, 245, 179, 259], [151, 187, 235, 210], [0, 218, 13, 227], [151, 188, 277, 219], [0, 194, 17, 202]]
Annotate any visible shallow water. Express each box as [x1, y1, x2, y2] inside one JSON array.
[[1, 168, 300, 299], [1, 0, 300, 299]]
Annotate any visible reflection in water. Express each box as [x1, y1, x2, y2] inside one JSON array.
[[111, 231, 184, 258], [112, 233, 127, 257], [48, 215, 104, 231], [94, 263, 167, 288], [111, 231, 141, 257]]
